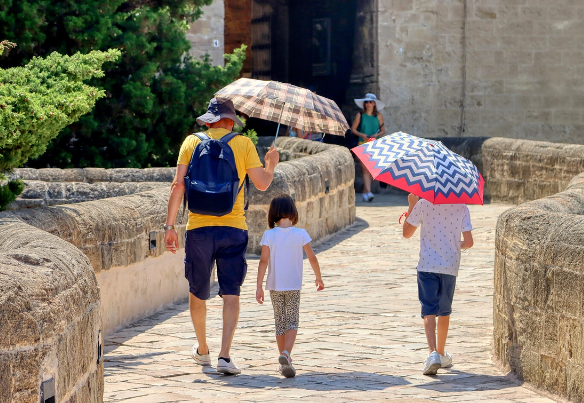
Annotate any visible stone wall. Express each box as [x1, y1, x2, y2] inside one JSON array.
[[482, 137, 584, 204], [0, 217, 102, 403], [353, 136, 584, 205], [493, 172, 584, 402], [378, 0, 584, 143], [248, 137, 356, 254], [186, 0, 225, 66], [4, 189, 189, 336], [7, 167, 173, 210]]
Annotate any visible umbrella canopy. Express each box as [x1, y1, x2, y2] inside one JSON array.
[[352, 132, 484, 205], [215, 78, 349, 136]]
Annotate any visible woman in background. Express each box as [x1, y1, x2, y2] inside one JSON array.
[[351, 93, 385, 202]]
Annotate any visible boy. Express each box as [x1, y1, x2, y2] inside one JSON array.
[[402, 193, 473, 375]]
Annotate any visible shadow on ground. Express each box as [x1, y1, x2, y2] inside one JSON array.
[[199, 370, 410, 391], [415, 370, 523, 392], [103, 301, 191, 355]]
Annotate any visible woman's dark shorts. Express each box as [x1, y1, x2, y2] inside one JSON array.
[[417, 271, 457, 317], [184, 226, 248, 300]]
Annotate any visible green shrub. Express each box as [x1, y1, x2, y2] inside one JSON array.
[[0, 47, 120, 209], [0, 177, 24, 210], [233, 117, 258, 146], [0, 49, 121, 172]]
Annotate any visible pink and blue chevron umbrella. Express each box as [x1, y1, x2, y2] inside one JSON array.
[[352, 132, 484, 205]]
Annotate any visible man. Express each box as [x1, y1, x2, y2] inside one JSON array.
[[164, 98, 279, 374]]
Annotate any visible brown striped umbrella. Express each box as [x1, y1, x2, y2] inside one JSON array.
[[215, 78, 349, 139]]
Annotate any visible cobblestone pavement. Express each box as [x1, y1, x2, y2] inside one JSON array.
[[104, 195, 557, 403]]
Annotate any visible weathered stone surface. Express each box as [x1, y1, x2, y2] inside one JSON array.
[[0, 216, 102, 403], [494, 172, 584, 402], [3, 188, 188, 273], [7, 181, 168, 210], [10, 167, 175, 183], [378, 0, 584, 143], [482, 137, 584, 204]]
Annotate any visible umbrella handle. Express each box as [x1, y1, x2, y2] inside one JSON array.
[[273, 105, 285, 147]]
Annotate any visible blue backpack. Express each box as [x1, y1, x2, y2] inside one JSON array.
[[184, 132, 248, 216]]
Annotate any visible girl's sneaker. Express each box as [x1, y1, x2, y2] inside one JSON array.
[[367, 192, 374, 202], [191, 345, 211, 366], [440, 352, 453, 368], [362, 193, 370, 202], [278, 351, 296, 378]]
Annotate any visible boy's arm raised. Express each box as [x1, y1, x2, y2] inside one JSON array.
[[461, 231, 474, 250], [256, 245, 270, 304], [403, 193, 419, 239], [303, 243, 324, 291]]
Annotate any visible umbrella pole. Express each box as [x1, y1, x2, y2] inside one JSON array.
[[272, 104, 285, 147]]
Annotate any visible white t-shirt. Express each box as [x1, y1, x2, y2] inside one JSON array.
[[260, 227, 312, 291], [406, 199, 473, 276]]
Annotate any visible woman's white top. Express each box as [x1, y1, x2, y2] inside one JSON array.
[[260, 226, 312, 291]]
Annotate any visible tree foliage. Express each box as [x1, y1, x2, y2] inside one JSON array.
[[0, 0, 245, 169], [0, 49, 121, 171]]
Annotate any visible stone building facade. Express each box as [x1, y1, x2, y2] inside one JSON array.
[[188, 0, 584, 143], [378, 0, 584, 144], [187, 0, 225, 66]]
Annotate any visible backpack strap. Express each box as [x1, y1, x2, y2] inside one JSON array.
[[194, 132, 210, 141], [182, 132, 211, 216], [236, 174, 250, 211], [220, 132, 250, 211], [219, 131, 240, 144]]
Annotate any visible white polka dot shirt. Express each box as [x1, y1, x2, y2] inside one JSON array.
[[406, 199, 473, 276]]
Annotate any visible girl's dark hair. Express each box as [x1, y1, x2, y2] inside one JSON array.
[[268, 194, 299, 228]]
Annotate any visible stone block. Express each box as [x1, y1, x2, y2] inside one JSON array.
[[552, 269, 582, 317], [519, 350, 541, 385], [567, 364, 584, 402], [515, 308, 542, 350], [542, 312, 561, 360], [540, 354, 568, 397], [558, 317, 583, 362], [554, 110, 583, 125], [246, 209, 268, 234]]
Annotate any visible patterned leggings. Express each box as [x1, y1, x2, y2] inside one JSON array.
[[270, 290, 301, 336]]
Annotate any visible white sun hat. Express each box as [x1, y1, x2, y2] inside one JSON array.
[[354, 93, 385, 111]]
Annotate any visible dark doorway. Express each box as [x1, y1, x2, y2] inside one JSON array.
[[246, 0, 357, 141], [286, 0, 357, 113]]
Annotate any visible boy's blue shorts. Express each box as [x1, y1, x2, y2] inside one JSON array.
[[184, 226, 248, 300], [417, 271, 457, 317]]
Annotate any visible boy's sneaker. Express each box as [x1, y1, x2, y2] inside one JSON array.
[[440, 352, 453, 368], [278, 350, 296, 378], [217, 357, 241, 375], [362, 193, 370, 202], [423, 351, 441, 375], [367, 192, 374, 202], [191, 345, 211, 366]]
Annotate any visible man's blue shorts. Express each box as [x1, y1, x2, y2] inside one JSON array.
[[417, 271, 457, 317], [184, 226, 248, 300]]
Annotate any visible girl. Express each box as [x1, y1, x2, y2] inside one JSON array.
[[256, 194, 324, 378], [351, 93, 386, 202]]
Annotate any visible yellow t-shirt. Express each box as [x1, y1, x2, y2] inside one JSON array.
[[177, 128, 263, 231]]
